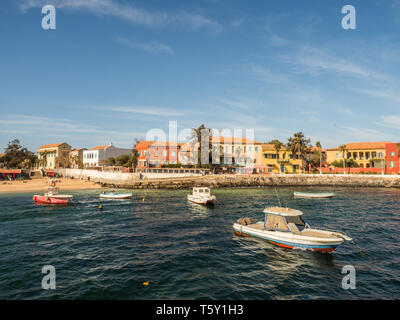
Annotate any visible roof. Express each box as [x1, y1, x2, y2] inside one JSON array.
[[91, 145, 110, 150], [38, 143, 66, 149], [0, 153, 5, 158], [326, 141, 392, 151], [149, 141, 181, 148], [263, 207, 304, 216], [211, 137, 262, 145], [262, 144, 325, 152], [135, 141, 156, 150]]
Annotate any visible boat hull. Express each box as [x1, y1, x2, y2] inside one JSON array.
[[187, 195, 215, 205], [100, 193, 133, 199], [294, 192, 334, 198], [233, 223, 342, 253], [33, 195, 69, 204]]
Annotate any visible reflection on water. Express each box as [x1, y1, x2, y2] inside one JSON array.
[[0, 187, 399, 299]]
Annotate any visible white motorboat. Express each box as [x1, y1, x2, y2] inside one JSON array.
[[294, 191, 335, 198], [233, 206, 352, 253], [187, 187, 216, 205], [100, 192, 133, 199]]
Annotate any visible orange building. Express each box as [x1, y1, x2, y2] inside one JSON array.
[[136, 141, 155, 168]]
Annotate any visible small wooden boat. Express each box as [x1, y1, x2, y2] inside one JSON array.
[[233, 206, 352, 253], [187, 187, 216, 205], [33, 179, 73, 204], [294, 191, 335, 198], [100, 192, 133, 199]]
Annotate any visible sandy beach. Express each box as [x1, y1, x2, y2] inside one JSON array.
[[0, 178, 103, 194]]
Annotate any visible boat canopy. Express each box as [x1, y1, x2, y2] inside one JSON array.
[[263, 207, 303, 217], [193, 187, 210, 194]]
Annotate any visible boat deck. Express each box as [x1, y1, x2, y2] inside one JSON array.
[[244, 224, 338, 239]]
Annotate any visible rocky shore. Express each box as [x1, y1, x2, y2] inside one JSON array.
[[98, 174, 400, 189]]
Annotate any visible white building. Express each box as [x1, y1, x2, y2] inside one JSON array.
[[83, 143, 132, 167]]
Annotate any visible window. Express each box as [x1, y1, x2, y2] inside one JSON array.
[[390, 152, 396, 157], [336, 153, 339, 159], [377, 152, 384, 158], [163, 150, 167, 157], [390, 161, 395, 168], [255, 147, 258, 152]]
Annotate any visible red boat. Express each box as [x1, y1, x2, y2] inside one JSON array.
[[33, 195, 69, 204], [33, 179, 73, 205]]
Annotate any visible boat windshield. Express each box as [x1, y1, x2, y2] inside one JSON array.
[[285, 215, 306, 231]]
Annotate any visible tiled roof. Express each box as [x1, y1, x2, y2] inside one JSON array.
[[38, 143, 66, 149], [91, 145, 109, 150], [0, 153, 5, 158], [136, 141, 156, 149], [326, 141, 392, 151], [211, 137, 262, 144]]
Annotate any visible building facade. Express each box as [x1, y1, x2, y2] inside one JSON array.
[[147, 142, 181, 167], [136, 141, 155, 168], [386, 143, 400, 174], [37, 142, 72, 169], [70, 148, 87, 169], [326, 141, 391, 169], [261, 144, 303, 173], [83, 143, 132, 167]]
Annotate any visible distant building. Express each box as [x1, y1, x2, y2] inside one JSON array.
[[326, 141, 391, 168], [386, 143, 400, 174], [37, 142, 72, 169], [83, 143, 132, 167], [136, 141, 155, 168], [262, 144, 304, 174], [147, 141, 181, 167], [70, 148, 87, 168]]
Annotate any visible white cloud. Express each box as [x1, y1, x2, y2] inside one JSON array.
[[342, 126, 396, 141], [115, 36, 174, 55], [378, 115, 400, 129], [281, 47, 383, 79], [96, 106, 182, 117], [20, 0, 221, 31]]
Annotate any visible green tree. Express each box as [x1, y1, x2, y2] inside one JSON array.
[[272, 140, 284, 173], [286, 132, 311, 173], [116, 154, 131, 167], [190, 124, 213, 168], [131, 139, 140, 172], [339, 144, 348, 174], [3, 139, 36, 168]]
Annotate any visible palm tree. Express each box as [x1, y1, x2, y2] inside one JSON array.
[[131, 139, 140, 172], [339, 144, 347, 174], [272, 140, 284, 174], [287, 132, 311, 174], [190, 124, 212, 167], [316, 141, 322, 174]]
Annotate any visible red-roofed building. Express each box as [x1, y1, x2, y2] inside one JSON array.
[[37, 142, 72, 169], [326, 141, 392, 169], [136, 141, 155, 168]]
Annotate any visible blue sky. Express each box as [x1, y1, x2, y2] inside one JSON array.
[[1, 0, 400, 152]]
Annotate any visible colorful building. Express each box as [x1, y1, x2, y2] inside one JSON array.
[[37, 142, 72, 169], [147, 141, 182, 167], [386, 143, 400, 174], [136, 141, 156, 168], [83, 143, 132, 167], [326, 141, 391, 169], [261, 144, 303, 174]]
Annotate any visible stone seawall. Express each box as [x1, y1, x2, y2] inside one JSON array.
[[99, 174, 400, 189]]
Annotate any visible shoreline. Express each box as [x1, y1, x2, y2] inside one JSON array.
[[1, 174, 400, 193], [0, 178, 102, 194], [98, 174, 400, 189]]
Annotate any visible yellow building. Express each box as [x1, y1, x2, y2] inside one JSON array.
[[38, 142, 72, 169], [326, 141, 390, 168], [262, 144, 303, 173]]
